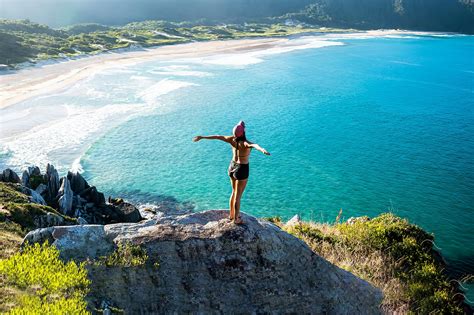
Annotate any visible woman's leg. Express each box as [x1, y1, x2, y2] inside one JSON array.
[[233, 179, 248, 224], [229, 177, 237, 220]]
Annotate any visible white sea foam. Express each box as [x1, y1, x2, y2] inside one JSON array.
[[197, 39, 344, 67], [0, 103, 156, 173], [138, 79, 198, 105], [1, 75, 200, 172]]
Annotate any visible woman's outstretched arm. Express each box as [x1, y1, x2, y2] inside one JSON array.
[[246, 142, 270, 155], [193, 135, 232, 143]]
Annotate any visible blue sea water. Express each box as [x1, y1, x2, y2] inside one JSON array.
[[1, 33, 473, 298]]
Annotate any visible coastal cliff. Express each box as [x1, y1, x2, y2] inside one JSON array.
[[0, 165, 471, 314], [24, 210, 382, 313]]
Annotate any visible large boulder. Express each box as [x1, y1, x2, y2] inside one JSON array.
[[0, 168, 21, 184], [24, 210, 383, 314], [109, 198, 142, 223]]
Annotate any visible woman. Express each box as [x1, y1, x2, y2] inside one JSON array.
[[193, 121, 270, 224]]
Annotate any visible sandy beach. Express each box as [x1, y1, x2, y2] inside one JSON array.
[[0, 37, 290, 110]]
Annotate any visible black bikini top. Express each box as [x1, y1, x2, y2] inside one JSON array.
[[234, 140, 250, 158]]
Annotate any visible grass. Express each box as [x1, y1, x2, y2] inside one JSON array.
[[0, 182, 77, 231], [268, 213, 466, 314]]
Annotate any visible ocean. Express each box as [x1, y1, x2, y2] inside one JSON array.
[[1, 32, 473, 298]]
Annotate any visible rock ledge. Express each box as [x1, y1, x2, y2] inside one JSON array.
[[25, 210, 382, 314]]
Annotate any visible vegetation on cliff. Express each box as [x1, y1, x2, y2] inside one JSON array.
[[0, 180, 470, 313], [266, 213, 468, 314], [0, 182, 82, 313], [0, 242, 90, 314], [96, 241, 149, 267], [278, 0, 474, 34]]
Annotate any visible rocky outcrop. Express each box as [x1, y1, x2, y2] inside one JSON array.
[[58, 176, 74, 216], [1, 165, 143, 225], [25, 210, 383, 314], [46, 163, 60, 205], [20, 186, 47, 205], [0, 168, 21, 184]]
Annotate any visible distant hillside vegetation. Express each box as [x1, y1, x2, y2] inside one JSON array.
[[0, 0, 472, 33], [0, 19, 326, 67], [281, 0, 474, 34]]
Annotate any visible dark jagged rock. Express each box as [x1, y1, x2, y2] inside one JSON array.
[[1, 168, 21, 184], [35, 183, 48, 196], [110, 199, 142, 223], [24, 210, 383, 314], [1, 164, 142, 225], [21, 170, 29, 187], [46, 163, 60, 205], [67, 171, 90, 195], [80, 186, 105, 206], [28, 166, 41, 176]]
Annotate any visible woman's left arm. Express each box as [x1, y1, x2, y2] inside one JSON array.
[[246, 142, 270, 155]]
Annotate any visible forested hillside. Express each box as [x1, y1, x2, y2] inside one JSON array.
[[0, 0, 473, 33], [281, 0, 474, 34]]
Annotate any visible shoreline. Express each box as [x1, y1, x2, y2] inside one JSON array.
[[0, 28, 459, 110], [0, 37, 288, 110]]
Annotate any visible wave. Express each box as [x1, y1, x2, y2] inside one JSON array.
[[1, 76, 199, 173], [137, 79, 198, 105], [0, 103, 156, 173]]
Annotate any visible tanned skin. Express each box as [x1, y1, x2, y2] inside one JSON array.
[[193, 135, 270, 224]]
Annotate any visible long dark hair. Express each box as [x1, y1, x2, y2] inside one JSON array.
[[234, 132, 246, 143]]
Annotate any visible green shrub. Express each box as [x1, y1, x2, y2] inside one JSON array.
[[98, 241, 148, 267], [283, 213, 465, 314], [0, 242, 90, 314], [262, 216, 282, 224]]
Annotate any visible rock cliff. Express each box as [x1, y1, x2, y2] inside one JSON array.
[[25, 210, 383, 314]]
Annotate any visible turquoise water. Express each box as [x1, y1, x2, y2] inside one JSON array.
[[1, 33, 473, 296]]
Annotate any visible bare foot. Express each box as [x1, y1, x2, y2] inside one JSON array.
[[234, 216, 244, 225]]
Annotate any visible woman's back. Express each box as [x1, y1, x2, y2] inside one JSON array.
[[231, 139, 251, 164]]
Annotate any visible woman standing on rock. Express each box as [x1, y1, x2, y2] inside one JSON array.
[[193, 121, 270, 224]]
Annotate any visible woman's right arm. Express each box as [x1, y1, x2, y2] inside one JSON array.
[[193, 135, 232, 143]]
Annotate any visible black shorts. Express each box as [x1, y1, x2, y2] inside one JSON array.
[[228, 161, 249, 180]]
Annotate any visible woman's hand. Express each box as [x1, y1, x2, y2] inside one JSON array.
[[262, 149, 270, 156], [193, 136, 202, 142]]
